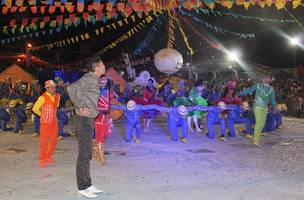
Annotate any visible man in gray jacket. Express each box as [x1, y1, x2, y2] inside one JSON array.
[[67, 57, 105, 198]]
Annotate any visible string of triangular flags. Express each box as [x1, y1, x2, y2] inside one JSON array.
[[31, 13, 145, 51], [0, 0, 154, 15], [177, 13, 221, 50], [179, 9, 255, 40], [0, 0, 302, 13], [131, 14, 165, 56], [44, 12, 161, 68], [0, 13, 140, 46], [197, 8, 296, 23], [2, 11, 126, 35]]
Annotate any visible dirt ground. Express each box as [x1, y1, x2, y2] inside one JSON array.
[[0, 117, 304, 200]]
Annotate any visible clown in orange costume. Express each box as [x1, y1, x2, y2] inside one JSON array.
[[32, 80, 60, 168]]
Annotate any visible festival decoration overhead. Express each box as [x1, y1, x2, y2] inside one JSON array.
[[0, 0, 302, 15], [154, 48, 183, 74], [131, 14, 165, 56], [175, 17, 194, 55], [30, 13, 143, 51], [167, 11, 176, 48], [179, 9, 256, 39], [37, 12, 161, 69], [197, 8, 296, 23]]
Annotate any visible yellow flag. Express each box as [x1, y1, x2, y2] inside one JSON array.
[[117, 20, 123, 27], [275, 0, 286, 9], [220, 0, 233, 9], [292, 0, 302, 8], [111, 23, 117, 29], [265, 0, 272, 7], [258, 0, 265, 8], [40, 22, 45, 29], [95, 29, 99, 36], [208, 3, 215, 9], [235, 0, 244, 5], [243, 1, 251, 9], [84, 33, 90, 39], [146, 16, 153, 23]]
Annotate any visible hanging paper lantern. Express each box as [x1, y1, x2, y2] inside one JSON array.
[[154, 48, 183, 74]]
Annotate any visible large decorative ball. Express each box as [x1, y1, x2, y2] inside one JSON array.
[[154, 48, 183, 74]]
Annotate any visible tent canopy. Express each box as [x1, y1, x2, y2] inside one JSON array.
[[0, 64, 34, 85]]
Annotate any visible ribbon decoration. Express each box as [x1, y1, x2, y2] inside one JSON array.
[[198, 8, 296, 23], [131, 14, 165, 56], [177, 13, 221, 50], [167, 10, 176, 48], [179, 9, 255, 40], [175, 17, 194, 55]]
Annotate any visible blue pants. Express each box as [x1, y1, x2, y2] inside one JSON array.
[[0, 119, 13, 131], [275, 112, 283, 129], [125, 121, 141, 142], [263, 112, 275, 132], [206, 118, 226, 139], [168, 117, 188, 141], [33, 115, 40, 134], [58, 119, 70, 137], [14, 117, 23, 133], [227, 117, 253, 137]]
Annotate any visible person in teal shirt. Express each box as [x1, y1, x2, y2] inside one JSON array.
[[239, 76, 277, 146]]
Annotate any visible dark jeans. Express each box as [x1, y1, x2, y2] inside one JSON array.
[[75, 115, 94, 190]]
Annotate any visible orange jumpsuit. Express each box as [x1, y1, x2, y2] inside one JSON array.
[[33, 92, 60, 164]]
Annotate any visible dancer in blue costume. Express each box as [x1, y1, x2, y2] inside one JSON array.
[[205, 101, 235, 141], [0, 98, 13, 132], [111, 100, 162, 143], [226, 101, 253, 138]]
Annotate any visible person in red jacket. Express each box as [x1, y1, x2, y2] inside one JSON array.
[[94, 77, 112, 165], [32, 80, 60, 168]]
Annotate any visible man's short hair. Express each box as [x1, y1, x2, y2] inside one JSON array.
[[87, 57, 103, 72]]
